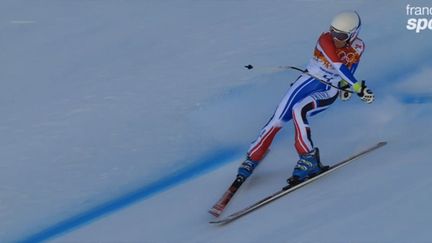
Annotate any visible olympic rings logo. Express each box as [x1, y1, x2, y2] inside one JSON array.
[[337, 50, 357, 65]]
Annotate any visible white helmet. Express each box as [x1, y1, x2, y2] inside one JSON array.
[[330, 11, 361, 43]]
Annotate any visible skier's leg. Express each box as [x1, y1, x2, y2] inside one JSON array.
[[290, 89, 338, 183], [292, 89, 338, 155], [238, 75, 317, 179], [237, 117, 282, 179], [292, 96, 316, 155], [247, 116, 283, 162], [246, 75, 317, 162]]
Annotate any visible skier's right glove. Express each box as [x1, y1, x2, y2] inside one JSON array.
[[353, 80, 375, 104]]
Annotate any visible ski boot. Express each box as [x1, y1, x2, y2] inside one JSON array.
[[236, 157, 259, 182], [288, 148, 329, 185]]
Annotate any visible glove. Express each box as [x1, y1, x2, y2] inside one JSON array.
[[338, 80, 352, 101], [353, 80, 375, 104]]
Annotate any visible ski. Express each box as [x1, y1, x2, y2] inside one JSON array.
[[209, 151, 270, 217], [208, 176, 245, 217], [209, 141, 387, 224]]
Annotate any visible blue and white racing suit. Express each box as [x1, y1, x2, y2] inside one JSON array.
[[247, 32, 365, 161]]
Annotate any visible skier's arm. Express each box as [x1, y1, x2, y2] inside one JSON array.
[[317, 35, 374, 103]]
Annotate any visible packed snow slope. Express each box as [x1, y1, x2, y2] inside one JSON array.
[[0, 0, 431, 242]]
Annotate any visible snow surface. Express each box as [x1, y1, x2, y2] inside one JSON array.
[[1, 0, 431, 242]]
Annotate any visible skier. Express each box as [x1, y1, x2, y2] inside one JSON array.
[[238, 11, 375, 185]]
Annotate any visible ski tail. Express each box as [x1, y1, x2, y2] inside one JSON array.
[[208, 176, 244, 217], [209, 151, 270, 217]]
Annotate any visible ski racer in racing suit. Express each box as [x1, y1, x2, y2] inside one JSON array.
[[237, 11, 375, 184]]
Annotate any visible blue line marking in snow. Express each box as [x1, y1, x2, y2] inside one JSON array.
[[18, 147, 243, 243], [401, 95, 432, 104]]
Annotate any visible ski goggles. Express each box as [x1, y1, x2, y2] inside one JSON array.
[[330, 27, 350, 42]]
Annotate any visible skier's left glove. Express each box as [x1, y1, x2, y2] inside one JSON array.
[[338, 80, 352, 101], [353, 81, 375, 104]]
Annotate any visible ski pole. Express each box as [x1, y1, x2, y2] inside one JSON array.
[[244, 64, 354, 94]]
